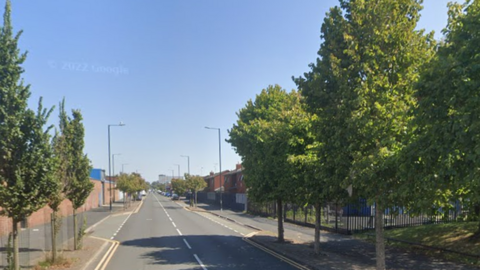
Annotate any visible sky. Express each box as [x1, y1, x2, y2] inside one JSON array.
[[7, 0, 456, 182]]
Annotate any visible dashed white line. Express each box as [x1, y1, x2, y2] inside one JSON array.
[[183, 239, 192, 249], [172, 222, 177, 228], [194, 254, 208, 270], [176, 229, 183, 236]]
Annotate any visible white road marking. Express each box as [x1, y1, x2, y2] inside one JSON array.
[[172, 222, 177, 227], [183, 239, 192, 249], [194, 254, 208, 270], [176, 229, 183, 236]]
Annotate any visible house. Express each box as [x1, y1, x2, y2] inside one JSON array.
[[203, 170, 230, 192], [223, 163, 246, 194]]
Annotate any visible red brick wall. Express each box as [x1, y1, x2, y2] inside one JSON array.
[[0, 178, 106, 235]]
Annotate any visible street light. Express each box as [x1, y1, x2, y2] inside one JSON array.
[[181, 155, 190, 175], [112, 153, 121, 203], [205, 126, 222, 211], [108, 122, 125, 211], [173, 164, 180, 178]]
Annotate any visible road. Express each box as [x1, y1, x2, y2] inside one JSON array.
[[104, 193, 299, 270]]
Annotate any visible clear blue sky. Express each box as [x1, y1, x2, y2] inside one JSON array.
[[9, 0, 454, 182]]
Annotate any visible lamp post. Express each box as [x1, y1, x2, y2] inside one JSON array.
[[112, 153, 121, 203], [108, 122, 125, 211], [173, 164, 180, 178], [181, 155, 190, 175], [205, 126, 222, 211]]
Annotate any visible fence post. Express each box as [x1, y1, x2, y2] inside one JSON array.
[[335, 202, 338, 231]]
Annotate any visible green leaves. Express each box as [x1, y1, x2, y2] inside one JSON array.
[[409, 0, 480, 214], [116, 172, 148, 195], [0, 0, 57, 221], [228, 85, 308, 204]]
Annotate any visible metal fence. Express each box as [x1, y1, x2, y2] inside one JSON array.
[[248, 200, 466, 235], [0, 209, 87, 269], [196, 192, 246, 211]]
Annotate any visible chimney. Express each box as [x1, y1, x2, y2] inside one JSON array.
[[210, 171, 214, 176], [236, 163, 242, 170]]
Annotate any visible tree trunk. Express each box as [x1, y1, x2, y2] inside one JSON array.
[[123, 191, 126, 210], [277, 198, 284, 243], [12, 219, 19, 270], [195, 191, 198, 208], [375, 202, 386, 270], [51, 212, 57, 262], [314, 202, 321, 254], [73, 208, 78, 250]]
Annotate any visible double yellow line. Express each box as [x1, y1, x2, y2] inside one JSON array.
[[91, 236, 120, 270], [242, 237, 311, 270]]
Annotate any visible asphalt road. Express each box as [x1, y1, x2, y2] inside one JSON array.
[[105, 193, 299, 270]]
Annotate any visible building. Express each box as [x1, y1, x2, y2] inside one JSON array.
[[223, 163, 246, 194]]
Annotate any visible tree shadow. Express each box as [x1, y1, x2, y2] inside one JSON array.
[[120, 234, 299, 269], [250, 233, 477, 270]]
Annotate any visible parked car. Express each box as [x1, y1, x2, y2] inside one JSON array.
[[171, 194, 179, 200]]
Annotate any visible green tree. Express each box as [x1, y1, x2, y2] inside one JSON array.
[[0, 2, 58, 269], [185, 174, 207, 207], [297, 1, 434, 268], [228, 85, 304, 242], [171, 178, 187, 196], [294, 4, 360, 255], [408, 0, 480, 237], [62, 109, 93, 250], [48, 99, 70, 261]]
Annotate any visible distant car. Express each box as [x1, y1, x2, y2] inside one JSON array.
[[165, 192, 171, 197], [171, 194, 179, 200]]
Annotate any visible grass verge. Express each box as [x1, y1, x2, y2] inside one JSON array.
[[355, 221, 480, 266], [34, 256, 77, 270]]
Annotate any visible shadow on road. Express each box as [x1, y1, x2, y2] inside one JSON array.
[[120, 234, 298, 269]]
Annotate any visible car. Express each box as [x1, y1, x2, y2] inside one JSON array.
[[165, 192, 171, 197], [171, 194, 179, 200]]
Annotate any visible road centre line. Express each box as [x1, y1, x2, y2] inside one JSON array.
[[183, 239, 192, 249], [172, 222, 177, 227], [176, 228, 183, 236], [194, 254, 208, 270]]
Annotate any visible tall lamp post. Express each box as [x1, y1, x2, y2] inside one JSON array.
[[173, 164, 180, 178], [205, 126, 222, 211], [112, 153, 121, 203], [181, 155, 190, 175], [108, 122, 125, 211]]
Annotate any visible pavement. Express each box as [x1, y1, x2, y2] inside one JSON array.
[[179, 200, 479, 270], [21, 195, 478, 270], [0, 199, 140, 269]]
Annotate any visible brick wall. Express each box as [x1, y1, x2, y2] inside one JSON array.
[[0, 178, 108, 235]]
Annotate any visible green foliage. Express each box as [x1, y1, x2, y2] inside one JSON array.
[[116, 172, 148, 195], [296, 0, 435, 266], [228, 85, 305, 204], [406, 0, 480, 216], [63, 109, 93, 210], [185, 174, 207, 193], [4, 233, 13, 270], [150, 180, 166, 191], [76, 215, 87, 250], [0, 0, 57, 223], [171, 178, 187, 195]]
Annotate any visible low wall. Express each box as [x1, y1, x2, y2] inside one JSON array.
[[0, 178, 116, 235]]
